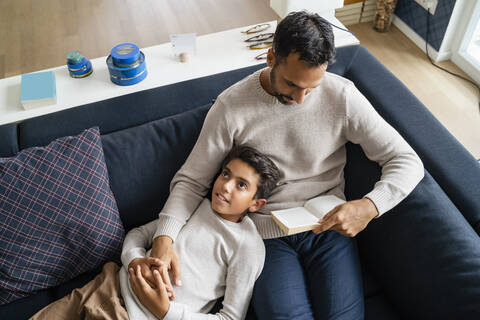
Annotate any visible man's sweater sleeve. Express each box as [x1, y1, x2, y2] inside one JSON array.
[[163, 235, 266, 320], [344, 83, 424, 216], [154, 99, 234, 241]]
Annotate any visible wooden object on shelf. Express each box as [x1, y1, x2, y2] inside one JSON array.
[[336, 2, 363, 26], [360, 0, 377, 23], [336, 0, 377, 26], [374, 0, 397, 32]]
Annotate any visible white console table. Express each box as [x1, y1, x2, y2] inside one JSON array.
[[0, 18, 358, 126]]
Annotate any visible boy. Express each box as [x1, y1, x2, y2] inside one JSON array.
[[30, 145, 280, 320]]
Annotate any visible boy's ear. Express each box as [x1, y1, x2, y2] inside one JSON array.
[[248, 199, 267, 213]]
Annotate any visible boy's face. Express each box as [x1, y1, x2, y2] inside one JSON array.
[[211, 159, 266, 222]]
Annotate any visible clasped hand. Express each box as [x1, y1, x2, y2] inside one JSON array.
[[313, 198, 378, 237], [128, 257, 174, 297], [128, 262, 170, 319], [128, 236, 182, 318]]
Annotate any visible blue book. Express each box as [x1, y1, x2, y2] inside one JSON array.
[[20, 71, 57, 110]]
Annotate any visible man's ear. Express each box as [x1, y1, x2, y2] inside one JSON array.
[[248, 199, 267, 213], [266, 48, 275, 68]]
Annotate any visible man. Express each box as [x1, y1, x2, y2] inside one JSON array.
[[150, 11, 424, 320]]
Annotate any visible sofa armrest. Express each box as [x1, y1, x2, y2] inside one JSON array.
[[344, 46, 480, 234]]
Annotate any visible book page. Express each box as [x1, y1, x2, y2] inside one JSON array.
[[271, 207, 319, 228], [304, 195, 346, 219]]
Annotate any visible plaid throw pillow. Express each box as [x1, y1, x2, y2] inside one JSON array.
[[0, 127, 125, 304]]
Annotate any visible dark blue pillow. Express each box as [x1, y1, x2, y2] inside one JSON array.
[[0, 127, 125, 304]]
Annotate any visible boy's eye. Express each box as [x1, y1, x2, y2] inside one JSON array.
[[222, 171, 229, 178], [286, 81, 296, 87], [238, 182, 247, 190]]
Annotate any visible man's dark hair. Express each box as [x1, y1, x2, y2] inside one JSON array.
[[273, 11, 336, 66], [220, 146, 280, 199]]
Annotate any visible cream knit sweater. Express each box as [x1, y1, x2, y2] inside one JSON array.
[[155, 69, 424, 240]]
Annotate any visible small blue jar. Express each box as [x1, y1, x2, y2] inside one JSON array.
[[107, 43, 147, 86], [66, 51, 93, 78]]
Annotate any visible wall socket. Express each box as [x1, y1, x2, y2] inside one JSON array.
[[414, 0, 438, 15]]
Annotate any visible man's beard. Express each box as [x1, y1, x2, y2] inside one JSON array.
[[270, 66, 294, 105]]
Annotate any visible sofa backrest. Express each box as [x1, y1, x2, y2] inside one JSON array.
[[0, 123, 18, 157], [100, 104, 211, 231], [15, 45, 363, 148], [16, 64, 265, 150]]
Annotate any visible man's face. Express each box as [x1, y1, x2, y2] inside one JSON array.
[[211, 159, 263, 222], [269, 52, 327, 105]]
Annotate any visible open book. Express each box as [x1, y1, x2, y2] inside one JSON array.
[[271, 195, 346, 235]]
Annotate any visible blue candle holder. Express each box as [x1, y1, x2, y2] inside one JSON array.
[[66, 51, 93, 78], [106, 43, 147, 86]]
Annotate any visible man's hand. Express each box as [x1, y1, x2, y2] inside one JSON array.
[[313, 198, 378, 237], [150, 236, 182, 299], [129, 265, 170, 319], [128, 257, 174, 299]]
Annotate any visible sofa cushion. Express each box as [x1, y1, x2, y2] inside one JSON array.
[[358, 177, 480, 318], [364, 293, 401, 320], [345, 142, 480, 318], [101, 104, 212, 231], [0, 265, 101, 320], [0, 123, 19, 157], [0, 127, 124, 304]]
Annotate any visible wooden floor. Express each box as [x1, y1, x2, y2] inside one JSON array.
[[0, 1, 478, 159], [349, 22, 480, 160], [0, 0, 278, 78]]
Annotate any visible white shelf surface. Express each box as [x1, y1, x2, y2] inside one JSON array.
[[0, 19, 358, 126]]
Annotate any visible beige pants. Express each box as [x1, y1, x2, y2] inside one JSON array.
[[30, 262, 128, 320]]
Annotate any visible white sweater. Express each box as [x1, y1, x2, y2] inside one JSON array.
[[155, 68, 424, 240], [120, 199, 265, 320]]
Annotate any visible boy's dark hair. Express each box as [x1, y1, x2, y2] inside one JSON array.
[[220, 146, 280, 199], [273, 11, 336, 67]]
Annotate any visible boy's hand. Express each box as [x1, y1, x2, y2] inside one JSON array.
[[128, 257, 174, 299], [129, 265, 170, 319], [151, 236, 183, 294]]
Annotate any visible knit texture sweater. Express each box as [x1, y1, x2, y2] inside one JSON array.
[[120, 199, 265, 320], [155, 69, 424, 240]]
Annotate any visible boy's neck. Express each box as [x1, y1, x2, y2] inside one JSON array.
[[211, 208, 245, 223]]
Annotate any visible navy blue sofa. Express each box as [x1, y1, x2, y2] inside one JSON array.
[[1, 45, 480, 320]]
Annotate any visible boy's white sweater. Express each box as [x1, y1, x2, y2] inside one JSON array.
[[120, 199, 265, 320]]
